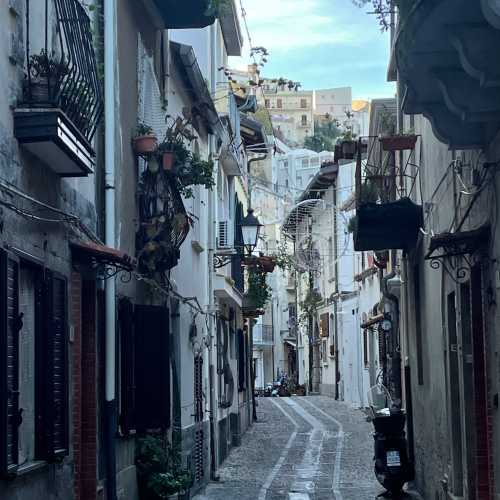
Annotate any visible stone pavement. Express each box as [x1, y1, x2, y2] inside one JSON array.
[[194, 395, 382, 500]]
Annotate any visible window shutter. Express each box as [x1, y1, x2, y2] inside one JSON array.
[[41, 271, 69, 460], [119, 298, 135, 435], [0, 250, 20, 477], [134, 305, 170, 432], [237, 329, 246, 391]]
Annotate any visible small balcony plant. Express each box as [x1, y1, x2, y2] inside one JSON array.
[[26, 49, 68, 103], [133, 121, 158, 155], [339, 129, 357, 159]]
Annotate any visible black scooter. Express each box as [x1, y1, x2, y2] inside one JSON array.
[[368, 386, 415, 498]]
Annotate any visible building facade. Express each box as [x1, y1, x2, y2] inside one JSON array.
[[0, 1, 266, 499]]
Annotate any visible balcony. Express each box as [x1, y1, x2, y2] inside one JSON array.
[[353, 136, 423, 252], [395, 0, 500, 149], [151, 0, 216, 29], [253, 325, 274, 347], [14, 0, 103, 177]]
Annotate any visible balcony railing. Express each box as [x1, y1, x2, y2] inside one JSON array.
[[353, 136, 423, 252], [14, 0, 103, 176]]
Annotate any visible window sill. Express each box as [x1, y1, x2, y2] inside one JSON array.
[[17, 461, 48, 477]]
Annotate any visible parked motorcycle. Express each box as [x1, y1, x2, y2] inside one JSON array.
[[368, 384, 414, 498]]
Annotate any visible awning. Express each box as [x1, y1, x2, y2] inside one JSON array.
[[240, 114, 266, 148], [284, 339, 296, 348], [170, 42, 223, 136], [70, 241, 136, 271]]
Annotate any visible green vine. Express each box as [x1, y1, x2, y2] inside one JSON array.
[[299, 289, 323, 325], [247, 267, 272, 309]]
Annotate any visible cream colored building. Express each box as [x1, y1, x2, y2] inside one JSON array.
[[314, 87, 352, 123], [260, 79, 314, 147]]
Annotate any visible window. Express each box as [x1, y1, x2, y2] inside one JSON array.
[[277, 98, 283, 109], [300, 98, 307, 109], [301, 159, 308, 168], [283, 160, 288, 169], [0, 251, 69, 475], [301, 115, 307, 126], [265, 99, 270, 108]]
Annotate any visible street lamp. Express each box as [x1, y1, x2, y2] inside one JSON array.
[[241, 208, 263, 255]]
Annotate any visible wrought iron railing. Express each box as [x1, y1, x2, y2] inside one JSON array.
[[22, 0, 103, 141]]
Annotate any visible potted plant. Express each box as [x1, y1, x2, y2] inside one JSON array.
[[379, 132, 417, 151], [339, 129, 357, 159], [257, 255, 276, 273], [26, 49, 67, 103], [157, 116, 196, 173], [133, 121, 158, 155]]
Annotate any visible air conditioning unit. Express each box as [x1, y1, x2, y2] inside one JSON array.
[[217, 220, 234, 251]]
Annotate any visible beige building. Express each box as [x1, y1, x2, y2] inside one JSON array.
[[262, 87, 314, 147], [314, 87, 352, 123]]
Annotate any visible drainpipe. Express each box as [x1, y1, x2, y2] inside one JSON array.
[[104, 0, 117, 498], [208, 21, 218, 480]]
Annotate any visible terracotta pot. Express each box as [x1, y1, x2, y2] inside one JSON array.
[[162, 151, 175, 171], [133, 134, 158, 154], [380, 134, 417, 152]]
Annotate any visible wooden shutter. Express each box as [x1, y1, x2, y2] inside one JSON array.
[[40, 271, 69, 460], [237, 329, 246, 391], [0, 250, 20, 476], [134, 305, 170, 432], [119, 298, 135, 435]]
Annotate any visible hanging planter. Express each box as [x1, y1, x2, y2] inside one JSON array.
[[133, 121, 158, 155], [354, 198, 423, 252], [380, 134, 417, 151], [258, 256, 276, 273], [162, 150, 176, 171]]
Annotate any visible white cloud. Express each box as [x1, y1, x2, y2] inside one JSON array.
[[237, 0, 371, 51]]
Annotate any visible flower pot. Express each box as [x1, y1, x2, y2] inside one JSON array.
[[380, 134, 417, 151], [258, 256, 276, 273], [167, 494, 179, 500], [162, 151, 176, 171], [341, 140, 356, 159], [133, 134, 158, 155], [27, 76, 58, 104]]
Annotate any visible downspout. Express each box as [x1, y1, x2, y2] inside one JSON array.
[[208, 21, 218, 480], [104, 0, 117, 499]]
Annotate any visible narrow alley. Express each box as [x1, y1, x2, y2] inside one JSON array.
[[195, 396, 380, 500]]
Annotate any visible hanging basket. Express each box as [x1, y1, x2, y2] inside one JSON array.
[[133, 134, 158, 155], [380, 134, 417, 151], [354, 198, 423, 252], [162, 151, 176, 171], [258, 256, 276, 273]]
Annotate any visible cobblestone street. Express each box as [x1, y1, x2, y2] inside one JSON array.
[[194, 396, 380, 500]]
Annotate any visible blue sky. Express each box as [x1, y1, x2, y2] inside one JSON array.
[[229, 0, 396, 100]]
